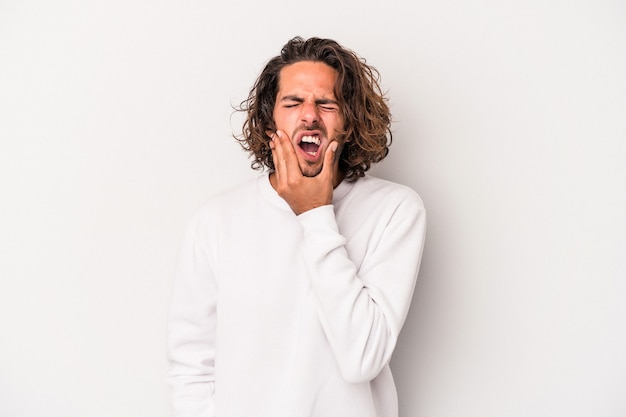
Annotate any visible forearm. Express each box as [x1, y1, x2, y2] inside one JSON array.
[[298, 202, 426, 383]]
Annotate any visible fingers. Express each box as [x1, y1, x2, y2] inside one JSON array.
[[320, 141, 338, 182], [270, 130, 301, 180], [270, 131, 287, 177]]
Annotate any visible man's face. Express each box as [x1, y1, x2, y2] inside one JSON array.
[[272, 61, 346, 178]]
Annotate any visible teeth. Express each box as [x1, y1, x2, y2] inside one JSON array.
[[301, 135, 320, 145]]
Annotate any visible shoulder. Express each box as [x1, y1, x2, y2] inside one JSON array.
[[348, 175, 425, 211], [186, 176, 260, 228], [335, 175, 426, 232]]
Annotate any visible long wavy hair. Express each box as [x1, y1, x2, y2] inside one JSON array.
[[235, 36, 392, 181]]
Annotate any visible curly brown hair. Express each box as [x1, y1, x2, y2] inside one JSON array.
[[235, 36, 392, 181]]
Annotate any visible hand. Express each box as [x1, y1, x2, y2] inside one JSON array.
[[269, 130, 339, 215]]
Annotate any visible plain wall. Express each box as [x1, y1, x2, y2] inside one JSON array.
[[1, 0, 624, 416]]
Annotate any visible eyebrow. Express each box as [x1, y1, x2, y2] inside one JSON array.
[[280, 95, 339, 106]]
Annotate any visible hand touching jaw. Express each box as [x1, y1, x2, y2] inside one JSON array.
[[269, 129, 340, 215]]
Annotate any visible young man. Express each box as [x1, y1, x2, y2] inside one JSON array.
[[167, 36, 426, 417]]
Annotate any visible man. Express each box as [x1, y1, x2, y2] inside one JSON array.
[[167, 36, 426, 417]]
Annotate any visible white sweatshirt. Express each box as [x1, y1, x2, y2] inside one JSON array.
[[167, 173, 426, 417]]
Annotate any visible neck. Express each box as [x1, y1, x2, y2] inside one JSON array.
[[268, 168, 345, 190]]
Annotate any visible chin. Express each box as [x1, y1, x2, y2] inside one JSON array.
[[300, 164, 323, 178]]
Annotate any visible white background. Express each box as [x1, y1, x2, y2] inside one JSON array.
[[1, 0, 625, 416]]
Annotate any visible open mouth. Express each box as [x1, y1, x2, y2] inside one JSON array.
[[299, 135, 321, 156]]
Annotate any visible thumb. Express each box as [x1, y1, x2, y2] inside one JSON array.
[[321, 141, 338, 178]]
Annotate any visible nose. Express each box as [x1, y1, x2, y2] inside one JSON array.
[[300, 101, 319, 125]]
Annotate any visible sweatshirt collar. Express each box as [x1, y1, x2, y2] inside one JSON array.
[[258, 173, 352, 211]]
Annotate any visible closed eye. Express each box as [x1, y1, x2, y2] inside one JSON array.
[[280, 96, 339, 111]]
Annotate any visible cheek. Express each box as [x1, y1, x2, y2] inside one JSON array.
[[324, 114, 344, 134], [272, 110, 293, 131]]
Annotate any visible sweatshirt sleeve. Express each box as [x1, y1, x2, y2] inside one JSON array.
[[167, 213, 217, 417], [297, 192, 426, 383]]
